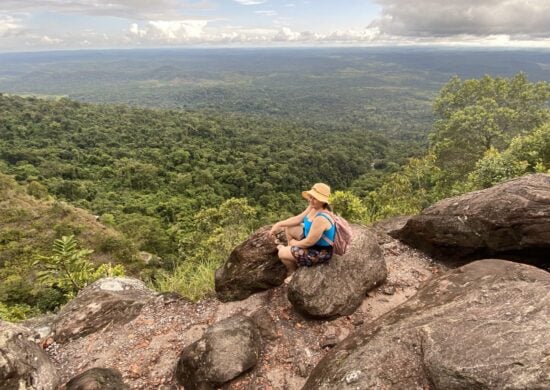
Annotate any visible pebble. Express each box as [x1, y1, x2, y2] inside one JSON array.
[[297, 362, 308, 377], [382, 285, 396, 295], [320, 336, 338, 349], [352, 318, 364, 326]]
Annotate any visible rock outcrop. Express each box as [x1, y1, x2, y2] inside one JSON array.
[[215, 227, 287, 302], [287, 225, 387, 318], [65, 367, 129, 390], [395, 174, 550, 263], [51, 277, 157, 343], [0, 321, 59, 390], [304, 259, 550, 389], [174, 315, 262, 390], [372, 215, 411, 243]]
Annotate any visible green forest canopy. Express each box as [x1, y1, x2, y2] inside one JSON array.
[[1, 71, 549, 314]]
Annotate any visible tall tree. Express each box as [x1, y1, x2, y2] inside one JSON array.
[[430, 74, 550, 189]]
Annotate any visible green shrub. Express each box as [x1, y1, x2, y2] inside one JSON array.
[[98, 235, 126, 253], [157, 198, 257, 301], [465, 148, 529, 189], [27, 181, 49, 199], [154, 258, 217, 302], [49, 201, 71, 218], [97, 235, 139, 267], [53, 223, 81, 238], [34, 287, 66, 312], [0, 302, 40, 322], [33, 235, 126, 300], [92, 263, 126, 279], [0, 173, 16, 193], [0, 273, 35, 305], [0, 228, 23, 245], [99, 213, 116, 226], [330, 191, 368, 223]]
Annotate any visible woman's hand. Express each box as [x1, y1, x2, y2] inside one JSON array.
[[288, 239, 300, 247], [269, 223, 280, 238]]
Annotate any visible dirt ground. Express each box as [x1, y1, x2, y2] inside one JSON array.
[[46, 233, 446, 389]]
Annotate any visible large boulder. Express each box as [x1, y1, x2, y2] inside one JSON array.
[[65, 367, 129, 390], [51, 277, 156, 343], [287, 224, 387, 318], [0, 321, 59, 390], [395, 174, 550, 263], [372, 215, 411, 242], [304, 259, 550, 389], [174, 315, 262, 390], [215, 226, 287, 302], [21, 314, 57, 341]]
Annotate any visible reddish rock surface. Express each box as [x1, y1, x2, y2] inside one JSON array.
[[43, 233, 440, 390]]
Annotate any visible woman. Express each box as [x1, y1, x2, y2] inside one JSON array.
[[270, 183, 336, 281]]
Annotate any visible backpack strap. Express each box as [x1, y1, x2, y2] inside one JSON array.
[[320, 234, 334, 246], [316, 212, 335, 246], [316, 212, 334, 225]]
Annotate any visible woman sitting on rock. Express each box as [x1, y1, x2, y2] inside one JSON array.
[[270, 183, 335, 282]]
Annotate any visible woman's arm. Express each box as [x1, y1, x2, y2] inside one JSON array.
[[270, 206, 312, 236], [289, 215, 331, 248]]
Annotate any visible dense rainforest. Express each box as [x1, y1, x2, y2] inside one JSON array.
[[1, 60, 549, 320], [0, 92, 396, 316]]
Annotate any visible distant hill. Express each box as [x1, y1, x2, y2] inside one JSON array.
[[0, 172, 140, 266], [1, 48, 549, 144], [0, 171, 143, 316]]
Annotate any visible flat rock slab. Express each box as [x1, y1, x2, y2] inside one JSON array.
[[51, 277, 156, 343], [304, 259, 550, 389], [0, 321, 59, 390], [215, 226, 286, 302], [395, 174, 550, 263], [287, 224, 387, 318]]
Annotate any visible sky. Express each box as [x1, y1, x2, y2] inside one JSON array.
[[1, 0, 550, 52]]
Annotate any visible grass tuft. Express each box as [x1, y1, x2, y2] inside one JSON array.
[[154, 258, 219, 302]]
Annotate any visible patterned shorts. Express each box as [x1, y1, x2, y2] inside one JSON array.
[[290, 245, 333, 267]]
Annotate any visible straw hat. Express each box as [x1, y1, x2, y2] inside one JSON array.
[[302, 183, 331, 204]]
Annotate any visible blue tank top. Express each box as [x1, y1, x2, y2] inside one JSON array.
[[303, 212, 336, 247]]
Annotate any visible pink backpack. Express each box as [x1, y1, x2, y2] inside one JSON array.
[[318, 212, 353, 255]]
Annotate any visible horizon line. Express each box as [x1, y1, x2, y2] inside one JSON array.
[[3, 44, 550, 56]]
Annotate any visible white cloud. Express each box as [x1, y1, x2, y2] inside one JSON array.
[[0, 0, 193, 20], [129, 23, 146, 38], [128, 20, 208, 42], [273, 27, 300, 41], [322, 27, 381, 42], [2, 0, 550, 50], [0, 14, 23, 37], [40, 35, 63, 45], [150, 20, 207, 39]]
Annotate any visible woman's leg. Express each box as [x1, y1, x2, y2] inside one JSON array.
[[284, 225, 303, 244], [277, 245, 297, 275]]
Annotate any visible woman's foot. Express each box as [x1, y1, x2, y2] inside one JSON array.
[[284, 273, 294, 284]]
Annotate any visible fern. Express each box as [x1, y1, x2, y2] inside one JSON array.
[[33, 235, 125, 299]]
